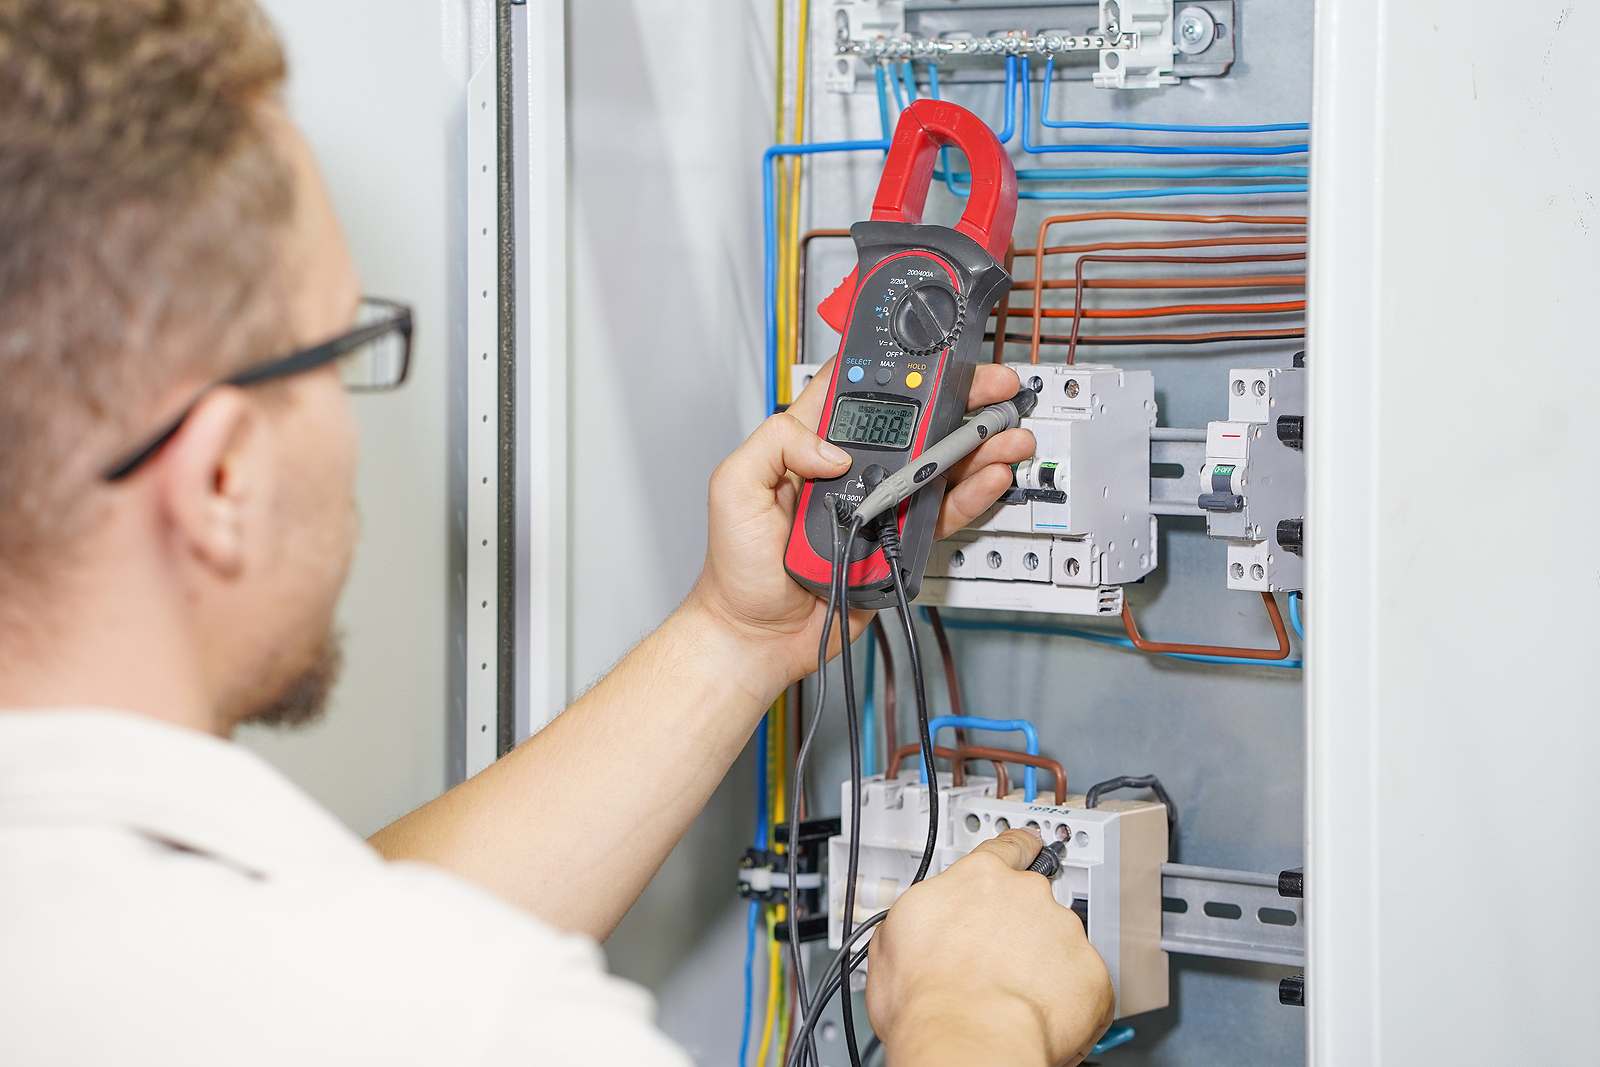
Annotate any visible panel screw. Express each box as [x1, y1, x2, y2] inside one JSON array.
[[1180, 14, 1207, 43]]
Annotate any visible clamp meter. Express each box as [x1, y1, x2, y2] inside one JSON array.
[[783, 100, 1018, 608]]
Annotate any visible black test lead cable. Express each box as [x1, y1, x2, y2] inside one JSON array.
[[788, 498, 846, 1067], [793, 388, 1038, 1063], [834, 511, 867, 1067]]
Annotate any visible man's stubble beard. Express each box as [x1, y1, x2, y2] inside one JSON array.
[[240, 629, 344, 728]]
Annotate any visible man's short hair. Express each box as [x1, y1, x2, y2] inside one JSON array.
[[0, 0, 291, 597]]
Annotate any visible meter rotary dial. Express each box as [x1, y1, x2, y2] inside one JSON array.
[[889, 280, 964, 356]]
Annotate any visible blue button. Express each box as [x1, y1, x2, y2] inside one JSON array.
[[847, 365, 865, 383]]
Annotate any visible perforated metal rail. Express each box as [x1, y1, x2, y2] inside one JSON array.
[[1160, 863, 1304, 967]]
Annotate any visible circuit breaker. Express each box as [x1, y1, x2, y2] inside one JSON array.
[[1199, 365, 1305, 592], [828, 773, 1169, 1019], [919, 362, 1157, 616]]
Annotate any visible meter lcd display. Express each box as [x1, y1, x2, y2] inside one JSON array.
[[828, 396, 919, 449]]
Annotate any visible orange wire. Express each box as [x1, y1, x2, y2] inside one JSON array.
[[1028, 214, 1308, 361], [1121, 591, 1293, 661]]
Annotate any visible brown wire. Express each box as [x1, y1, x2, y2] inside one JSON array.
[[870, 615, 898, 776], [993, 237, 1016, 363], [886, 743, 1009, 794], [1065, 253, 1308, 364], [1012, 232, 1307, 272], [796, 228, 857, 367], [1121, 590, 1293, 661], [1038, 300, 1306, 320], [1021, 274, 1306, 292], [924, 607, 969, 751], [1027, 213, 1307, 361], [885, 743, 1069, 807], [989, 328, 1307, 347]]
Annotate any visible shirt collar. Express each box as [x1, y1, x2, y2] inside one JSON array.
[[0, 707, 378, 878]]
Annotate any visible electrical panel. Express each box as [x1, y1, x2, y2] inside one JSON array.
[[745, 2, 1313, 1063]]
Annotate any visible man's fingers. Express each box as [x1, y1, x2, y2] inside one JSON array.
[[935, 462, 1016, 540], [713, 411, 851, 498], [782, 357, 837, 432], [966, 364, 1023, 411], [944, 426, 1035, 486], [968, 828, 1045, 872]]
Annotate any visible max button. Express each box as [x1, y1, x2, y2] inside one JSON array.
[[875, 368, 893, 386], [847, 366, 865, 383], [905, 371, 923, 389]]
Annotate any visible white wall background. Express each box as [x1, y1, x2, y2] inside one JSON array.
[[1309, 0, 1600, 1061], [241, 3, 776, 1059], [564, 0, 773, 1038], [237, 0, 495, 835]]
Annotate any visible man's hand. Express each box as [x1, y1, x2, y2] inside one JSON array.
[[865, 829, 1115, 1067], [687, 359, 1035, 688]]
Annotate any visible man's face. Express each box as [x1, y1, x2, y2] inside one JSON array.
[[218, 106, 362, 731]]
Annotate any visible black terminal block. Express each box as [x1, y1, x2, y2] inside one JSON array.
[[1276, 414, 1304, 450], [1278, 867, 1304, 898], [737, 816, 840, 940], [1276, 519, 1304, 556], [1198, 491, 1245, 513], [999, 486, 1068, 506], [1279, 974, 1305, 1007]]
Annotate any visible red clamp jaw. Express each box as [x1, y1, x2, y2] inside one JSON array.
[[816, 99, 1017, 332]]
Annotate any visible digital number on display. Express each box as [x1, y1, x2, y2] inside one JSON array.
[[828, 397, 919, 450]]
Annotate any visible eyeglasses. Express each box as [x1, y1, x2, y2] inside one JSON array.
[[102, 297, 413, 482]]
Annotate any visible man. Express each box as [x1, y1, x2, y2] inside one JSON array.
[[0, 1, 1114, 1064]]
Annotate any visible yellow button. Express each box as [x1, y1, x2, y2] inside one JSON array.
[[905, 371, 924, 389]]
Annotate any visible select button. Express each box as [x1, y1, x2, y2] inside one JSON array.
[[846, 365, 865, 383]]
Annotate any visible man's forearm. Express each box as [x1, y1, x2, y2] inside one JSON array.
[[880, 994, 1051, 1067], [369, 593, 789, 938]]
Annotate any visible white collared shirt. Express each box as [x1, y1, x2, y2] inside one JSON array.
[[0, 708, 693, 1066]]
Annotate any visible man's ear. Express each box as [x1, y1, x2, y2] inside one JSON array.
[[154, 385, 258, 577]]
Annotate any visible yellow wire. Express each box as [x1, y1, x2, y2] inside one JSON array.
[[759, 689, 787, 1064], [756, 908, 781, 1066], [781, 0, 811, 403]]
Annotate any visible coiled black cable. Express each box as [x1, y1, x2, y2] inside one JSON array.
[[1084, 773, 1179, 847]]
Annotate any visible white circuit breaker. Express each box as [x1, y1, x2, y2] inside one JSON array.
[[1199, 365, 1305, 592], [918, 362, 1157, 616], [828, 773, 1170, 1019]]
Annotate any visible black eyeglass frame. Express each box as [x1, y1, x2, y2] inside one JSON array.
[[103, 297, 413, 482]]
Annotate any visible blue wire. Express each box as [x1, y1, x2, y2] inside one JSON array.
[[763, 139, 890, 414], [898, 60, 918, 106], [1040, 57, 1308, 133], [740, 712, 771, 1067], [924, 607, 1303, 669], [923, 715, 1041, 800], [1093, 1025, 1138, 1054], [738, 899, 759, 1067], [862, 633, 877, 778], [997, 56, 1017, 143], [940, 165, 1308, 181], [1020, 59, 1307, 156], [1288, 591, 1304, 640], [1013, 184, 1307, 200], [873, 64, 894, 141], [925, 64, 963, 199], [888, 58, 909, 110]]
